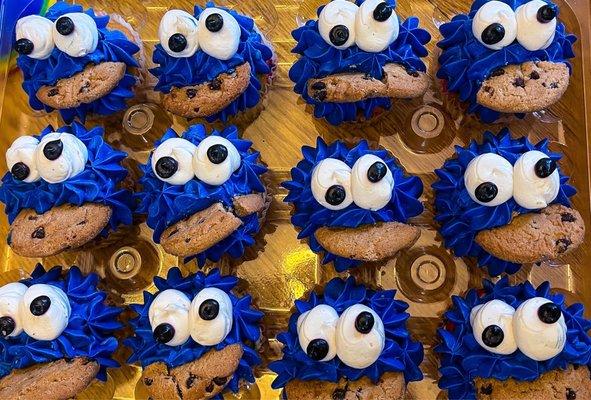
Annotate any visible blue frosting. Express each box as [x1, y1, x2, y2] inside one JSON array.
[[0, 122, 133, 236], [289, 0, 431, 125], [16, 1, 139, 123], [135, 124, 267, 265], [150, 2, 274, 122], [437, 0, 576, 122], [0, 264, 122, 380], [436, 277, 591, 399], [282, 137, 424, 272], [269, 276, 424, 389], [432, 128, 576, 276], [125, 267, 263, 397]]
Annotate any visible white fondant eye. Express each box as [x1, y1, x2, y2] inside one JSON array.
[[513, 297, 566, 361], [469, 299, 517, 355], [355, 0, 399, 52], [311, 158, 353, 211], [193, 136, 240, 186], [335, 304, 385, 368], [318, 0, 358, 50], [6, 136, 40, 183], [472, 1, 517, 50], [158, 10, 200, 58], [189, 287, 233, 346], [197, 8, 240, 60], [516, 0, 557, 51], [151, 138, 197, 185], [15, 15, 55, 59], [35, 132, 88, 184], [351, 154, 394, 210], [0, 282, 27, 338], [297, 304, 339, 362], [149, 289, 191, 346], [464, 153, 514, 207], [513, 150, 559, 209], [52, 12, 98, 57], [19, 284, 71, 341]]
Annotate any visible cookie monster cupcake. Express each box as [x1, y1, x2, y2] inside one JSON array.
[[282, 137, 424, 272], [269, 276, 424, 399], [290, 0, 431, 125], [0, 122, 133, 258], [436, 277, 591, 399], [432, 128, 585, 275], [0, 264, 122, 399], [14, 1, 140, 122], [437, 0, 577, 122], [126, 267, 263, 399], [151, 3, 276, 122]]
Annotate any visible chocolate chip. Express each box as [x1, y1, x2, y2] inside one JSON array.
[[566, 388, 576, 399], [311, 81, 326, 90], [556, 238, 572, 253], [186, 88, 197, 99], [480, 384, 493, 395], [144, 378, 153, 386], [79, 81, 91, 93], [550, 82, 559, 89], [483, 86, 494, 95], [176, 382, 184, 399], [27, 215, 37, 220], [491, 68, 505, 77], [168, 228, 179, 237], [193, 107, 200, 113], [208, 78, 222, 91], [513, 77, 525, 88], [332, 388, 347, 400], [406, 68, 420, 77], [77, 220, 87, 226], [184, 237, 190, 243], [213, 376, 227, 386], [205, 382, 214, 392], [561, 212, 576, 222], [313, 90, 327, 101], [48, 88, 59, 97], [543, 82, 547, 87], [185, 373, 196, 388], [31, 227, 45, 239], [530, 71, 540, 80]]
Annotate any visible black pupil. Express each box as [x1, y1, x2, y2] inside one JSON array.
[[329, 25, 349, 46], [306, 338, 329, 360], [30, 295, 51, 316], [153, 323, 175, 344], [481, 23, 505, 45], [43, 139, 63, 161], [15, 38, 34, 55], [0, 316, 15, 337], [538, 302, 561, 324], [205, 13, 224, 32], [11, 162, 30, 181], [207, 144, 228, 164], [56, 16, 75, 36], [534, 157, 557, 178], [367, 161, 387, 183], [537, 4, 557, 23], [325, 185, 346, 206], [475, 182, 498, 203], [155, 156, 178, 179], [482, 324, 504, 347], [373, 2, 393, 22], [168, 33, 188, 53], [355, 311, 375, 334], [199, 299, 220, 321]]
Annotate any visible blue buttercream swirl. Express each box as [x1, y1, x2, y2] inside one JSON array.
[[432, 128, 576, 276], [125, 267, 263, 397], [436, 277, 591, 399], [289, 0, 431, 125], [0, 264, 123, 381], [16, 1, 140, 123], [0, 122, 133, 237], [269, 276, 424, 389], [134, 124, 267, 266], [437, 0, 576, 122], [282, 137, 424, 272]]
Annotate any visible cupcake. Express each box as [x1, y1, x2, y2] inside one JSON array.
[[151, 3, 276, 122], [436, 277, 591, 399], [269, 276, 424, 399], [14, 1, 140, 122], [290, 0, 431, 125], [126, 267, 263, 399], [437, 0, 576, 122], [432, 128, 584, 275], [0, 264, 122, 399], [0, 122, 133, 258], [282, 137, 423, 272], [135, 124, 268, 265]]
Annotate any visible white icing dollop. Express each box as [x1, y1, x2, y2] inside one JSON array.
[[20, 284, 71, 341], [350, 154, 394, 211], [193, 136, 240, 186], [472, 1, 517, 50], [355, 0, 399, 53], [149, 289, 191, 346], [197, 8, 240, 60], [311, 158, 353, 210], [0, 282, 27, 337], [189, 287, 233, 346], [151, 137, 197, 185], [6, 136, 41, 183], [464, 153, 514, 206], [516, 0, 556, 51], [35, 132, 88, 184], [470, 299, 517, 355], [297, 304, 339, 362], [53, 12, 98, 57], [318, 0, 358, 49], [158, 10, 200, 58], [513, 150, 559, 209], [16, 15, 55, 59]]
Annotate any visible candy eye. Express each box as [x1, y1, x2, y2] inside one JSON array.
[[469, 299, 517, 355], [311, 158, 353, 211], [0, 283, 27, 338], [318, 0, 358, 49], [464, 153, 513, 206], [296, 304, 338, 362], [189, 287, 233, 346], [197, 8, 241, 60], [354, 0, 399, 52], [149, 289, 191, 346], [513, 150, 559, 209], [34, 132, 88, 184], [472, 1, 517, 50], [151, 138, 197, 185], [350, 154, 394, 210], [15, 15, 55, 59], [19, 284, 71, 341], [335, 304, 385, 368], [158, 10, 200, 58], [6, 136, 40, 183], [193, 136, 240, 186], [52, 13, 98, 57], [516, 0, 557, 51], [513, 297, 566, 361]]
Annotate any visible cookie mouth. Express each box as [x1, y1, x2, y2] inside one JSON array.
[[160, 193, 266, 258], [306, 63, 430, 103], [314, 221, 420, 262], [475, 204, 585, 264], [476, 61, 569, 113]]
